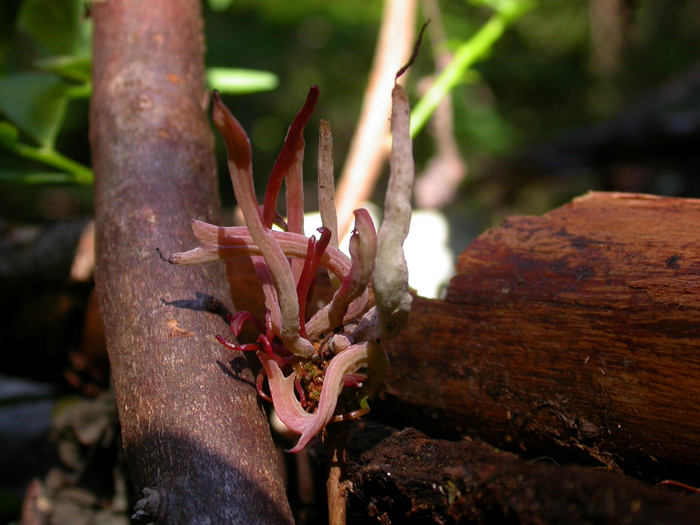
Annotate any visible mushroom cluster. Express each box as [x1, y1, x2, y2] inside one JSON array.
[[168, 80, 414, 452]]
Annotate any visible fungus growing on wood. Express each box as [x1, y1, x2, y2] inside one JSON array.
[[168, 79, 414, 452]]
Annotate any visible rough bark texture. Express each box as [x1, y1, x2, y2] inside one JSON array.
[[346, 426, 700, 525], [374, 192, 700, 484], [89, 1, 293, 523]]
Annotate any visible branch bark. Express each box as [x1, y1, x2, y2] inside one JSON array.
[[90, 1, 292, 523]]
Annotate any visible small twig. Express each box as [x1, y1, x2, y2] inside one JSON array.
[[318, 120, 338, 250], [324, 422, 349, 525], [318, 120, 342, 290]]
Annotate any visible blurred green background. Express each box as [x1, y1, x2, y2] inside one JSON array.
[[2, 0, 700, 230], [3, 1, 700, 521]]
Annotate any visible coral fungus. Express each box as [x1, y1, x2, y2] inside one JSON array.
[[168, 79, 414, 452]]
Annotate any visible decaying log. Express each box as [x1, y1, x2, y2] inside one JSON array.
[[346, 426, 700, 525], [375, 192, 700, 484], [90, 1, 292, 523]]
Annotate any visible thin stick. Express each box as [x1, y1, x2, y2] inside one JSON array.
[[318, 120, 339, 250], [324, 422, 348, 525]]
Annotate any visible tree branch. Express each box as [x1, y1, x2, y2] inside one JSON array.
[[90, 1, 293, 522]]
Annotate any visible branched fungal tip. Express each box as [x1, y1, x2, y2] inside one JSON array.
[[396, 19, 431, 81], [169, 79, 415, 451]]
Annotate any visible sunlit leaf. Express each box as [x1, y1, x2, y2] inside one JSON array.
[[17, 0, 91, 57], [207, 68, 279, 94], [0, 73, 68, 148], [208, 0, 234, 12], [35, 55, 91, 83], [468, 0, 536, 18]]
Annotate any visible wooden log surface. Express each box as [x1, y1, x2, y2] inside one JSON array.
[[376, 192, 700, 484], [345, 426, 700, 525]]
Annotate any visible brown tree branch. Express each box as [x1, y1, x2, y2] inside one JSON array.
[[89, 1, 292, 522]]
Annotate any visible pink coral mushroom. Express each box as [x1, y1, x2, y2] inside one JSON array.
[[168, 80, 414, 452]]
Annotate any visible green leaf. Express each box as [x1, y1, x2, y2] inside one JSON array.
[[0, 72, 68, 148], [0, 170, 74, 184], [468, 0, 536, 20], [35, 55, 92, 83], [208, 0, 234, 12], [410, 2, 534, 138], [206, 68, 279, 94], [17, 0, 91, 57], [0, 121, 20, 149]]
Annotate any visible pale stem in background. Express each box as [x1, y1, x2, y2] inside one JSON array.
[[414, 0, 467, 209], [334, 0, 417, 240]]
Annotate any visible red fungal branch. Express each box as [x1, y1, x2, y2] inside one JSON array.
[[296, 227, 332, 337], [327, 209, 377, 330], [212, 90, 314, 357], [168, 81, 414, 452], [263, 85, 320, 230]]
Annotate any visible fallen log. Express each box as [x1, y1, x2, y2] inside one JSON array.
[[346, 426, 700, 525], [375, 192, 700, 484]]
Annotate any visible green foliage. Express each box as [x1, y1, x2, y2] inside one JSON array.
[[0, 122, 19, 149], [35, 55, 92, 83], [16, 0, 90, 57], [208, 0, 234, 13], [513, 0, 588, 58], [0, 72, 68, 149], [207, 68, 279, 94], [0, 0, 283, 188], [0, 170, 74, 183], [223, 0, 381, 24], [0, 68, 93, 183], [0, 0, 92, 185], [410, 1, 535, 138], [1, 0, 700, 219]]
